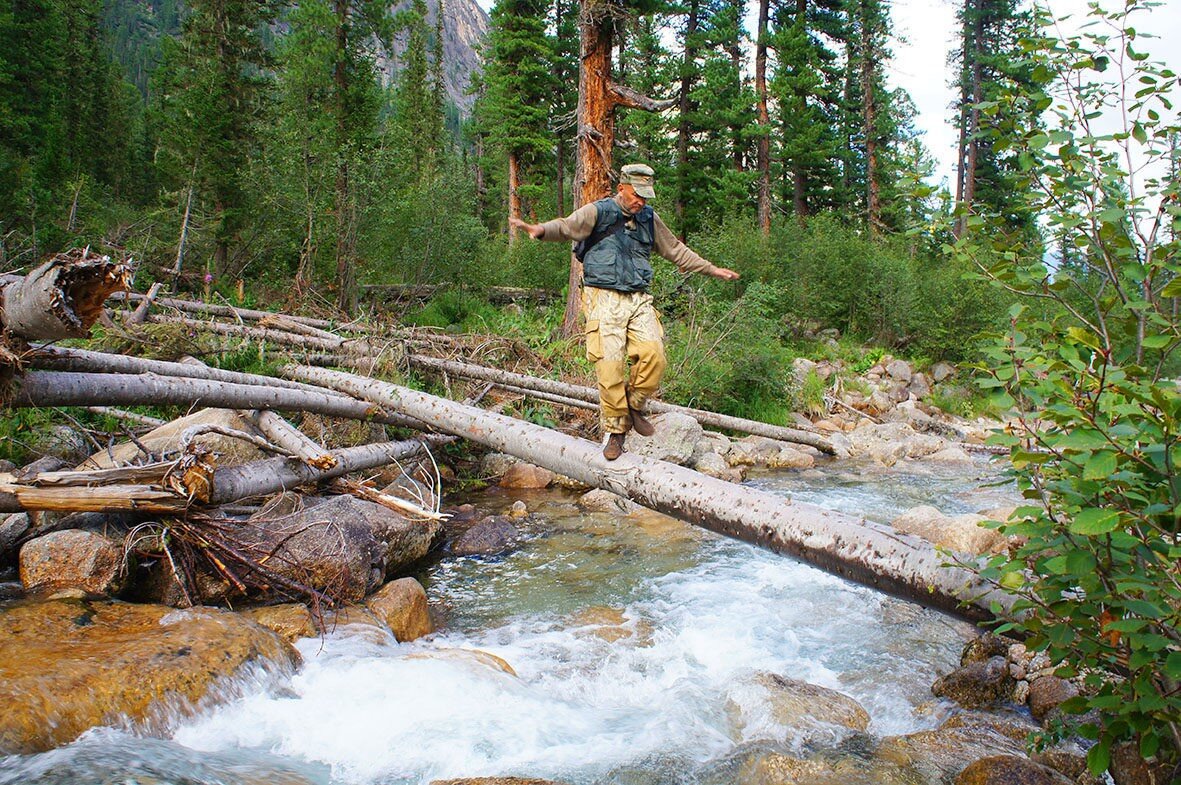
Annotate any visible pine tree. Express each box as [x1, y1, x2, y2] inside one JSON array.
[[392, 0, 446, 177], [951, 0, 1033, 238], [153, 0, 275, 276], [477, 0, 555, 241]]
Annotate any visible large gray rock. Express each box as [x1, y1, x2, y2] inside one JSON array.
[[0, 513, 30, 564], [19, 529, 124, 595], [885, 359, 913, 383], [694, 452, 744, 482], [876, 715, 1032, 784], [726, 672, 870, 743], [931, 361, 956, 382], [625, 412, 703, 465]]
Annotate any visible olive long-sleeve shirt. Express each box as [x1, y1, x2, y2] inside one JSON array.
[[537, 196, 720, 277]]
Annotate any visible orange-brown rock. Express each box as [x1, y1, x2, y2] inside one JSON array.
[[407, 647, 517, 677], [241, 603, 317, 644], [365, 577, 433, 642], [0, 598, 297, 753], [498, 463, 555, 489], [19, 529, 123, 595], [431, 779, 567, 785], [954, 755, 1073, 785]]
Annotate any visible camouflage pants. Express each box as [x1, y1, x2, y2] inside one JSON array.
[[582, 286, 667, 434]]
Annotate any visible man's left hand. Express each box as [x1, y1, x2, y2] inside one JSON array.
[[711, 267, 740, 280]]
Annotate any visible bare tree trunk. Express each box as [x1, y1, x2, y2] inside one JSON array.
[[508, 151, 522, 244], [285, 364, 1012, 623], [403, 354, 834, 452], [113, 292, 345, 331], [561, 1, 618, 338], [127, 282, 163, 326], [556, 137, 566, 216], [676, 0, 700, 236], [172, 165, 196, 288], [9, 371, 420, 428], [755, 0, 771, 236], [860, 1, 882, 236], [1, 250, 130, 341], [333, 0, 356, 316]]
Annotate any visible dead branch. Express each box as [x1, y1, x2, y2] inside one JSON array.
[[2, 249, 130, 341]]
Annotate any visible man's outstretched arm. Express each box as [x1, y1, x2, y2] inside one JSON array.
[[509, 203, 599, 242], [652, 214, 740, 280]]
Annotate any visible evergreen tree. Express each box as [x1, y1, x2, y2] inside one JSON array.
[[392, 0, 446, 177], [153, 0, 275, 275], [951, 0, 1033, 238], [476, 0, 554, 239]]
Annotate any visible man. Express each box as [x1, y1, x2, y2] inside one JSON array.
[[510, 163, 740, 460]]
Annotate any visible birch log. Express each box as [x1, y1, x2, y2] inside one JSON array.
[[9, 371, 415, 426], [285, 364, 1011, 622], [403, 354, 835, 454], [2, 250, 130, 341]]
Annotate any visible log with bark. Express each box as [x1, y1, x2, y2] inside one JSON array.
[[0, 436, 445, 514], [2, 249, 130, 342], [283, 364, 1011, 623], [361, 284, 557, 305]]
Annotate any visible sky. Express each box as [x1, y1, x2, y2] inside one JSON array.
[[473, 0, 1181, 188]]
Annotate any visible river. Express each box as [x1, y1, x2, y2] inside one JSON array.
[[0, 457, 1015, 785]]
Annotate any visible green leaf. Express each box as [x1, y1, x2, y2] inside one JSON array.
[[1083, 451, 1117, 480], [1065, 549, 1097, 575], [1070, 508, 1121, 535], [1167, 650, 1181, 679], [1140, 334, 1171, 349], [1122, 599, 1165, 618], [1086, 739, 1111, 776], [1132, 122, 1147, 143]]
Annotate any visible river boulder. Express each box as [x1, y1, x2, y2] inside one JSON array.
[[0, 512, 30, 565], [577, 489, 640, 515], [19, 529, 124, 595], [726, 672, 870, 744], [499, 463, 555, 489], [738, 751, 919, 785], [0, 598, 297, 754], [954, 755, 1073, 785], [1027, 676, 1078, 723], [241, 603, 317, 644], [625, 412, 703, 465], [891, 506, 1006, 556], [365, 577, 433, 642], [932, 656, 1015, 708], [451, 516, 520, 557], [431, 779, 568, 785], [876, 715, 1031, 783]]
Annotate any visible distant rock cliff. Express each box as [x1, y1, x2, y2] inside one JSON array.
[[375, 0, 490, 116]]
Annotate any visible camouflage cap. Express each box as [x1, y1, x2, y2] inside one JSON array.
[[620, 163, 656, 199]]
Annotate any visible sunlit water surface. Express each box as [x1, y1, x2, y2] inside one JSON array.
[[0, 457, 1015, 785]]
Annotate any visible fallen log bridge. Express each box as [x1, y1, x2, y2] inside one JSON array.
[[284, 365, 1011, 623], [390, 354, 835, 455]]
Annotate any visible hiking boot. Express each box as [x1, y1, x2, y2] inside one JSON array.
[[629, 408, 655, 437], [603, 433, 626, 461]]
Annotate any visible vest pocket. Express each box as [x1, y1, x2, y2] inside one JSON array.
[[584, 319, 603, 363]]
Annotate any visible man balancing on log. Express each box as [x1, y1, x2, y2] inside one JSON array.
[[510, 163, 740, 461]]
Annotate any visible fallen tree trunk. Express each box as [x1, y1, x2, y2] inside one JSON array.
[[85, 406, 167, 428], [2, 249, 130, 341], [27, 347, 431, 430], [285, 364, 1011, 623], [9, 371, 424, 429], [403, 354, 834, 454], [0, 437, 443, 514], [113, 292, 346, 332]]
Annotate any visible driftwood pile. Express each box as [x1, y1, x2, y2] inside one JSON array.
[[1, 252, 1009, 622]]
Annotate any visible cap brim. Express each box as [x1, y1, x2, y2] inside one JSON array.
[[634, 185, 655, 199]]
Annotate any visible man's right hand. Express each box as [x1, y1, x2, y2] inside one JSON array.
[[509, 217, 544, 239]]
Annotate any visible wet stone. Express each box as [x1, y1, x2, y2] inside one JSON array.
[[954, 755, 1073, 785], [932, 656, 1015, 709], [451, 516, 520, 557]]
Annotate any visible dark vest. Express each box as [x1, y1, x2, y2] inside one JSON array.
[[581, 198, 655, 293]]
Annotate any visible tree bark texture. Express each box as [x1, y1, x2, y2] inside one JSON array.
[[755, 0, 771, 236], [404, 354, 835, 452], [285, 365, 1011, 622], [508, 151, 522, 245], [113, 292, 344, 331], [2, 250, 130, 342]]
